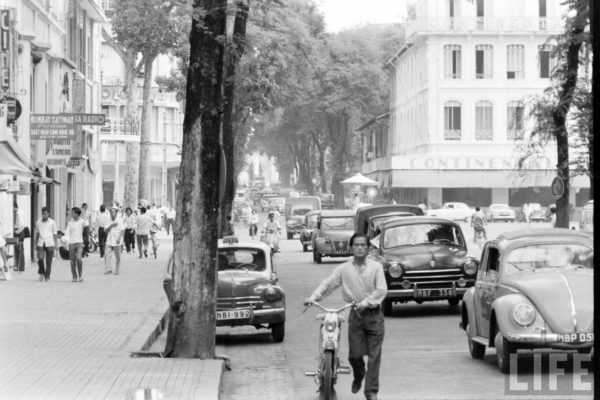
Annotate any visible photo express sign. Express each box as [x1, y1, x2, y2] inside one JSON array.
[[30, 113, 106, 140]]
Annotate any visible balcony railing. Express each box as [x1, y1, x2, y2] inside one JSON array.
[[475, 129, 493, 140], [406, 16, 563, 39], [444, 129, 462, 140], [100, 118, 140, 136], [101, 85, 179, 104], [507, 129, 524, 140]]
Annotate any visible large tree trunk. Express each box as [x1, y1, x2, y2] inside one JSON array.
[[220, 0, 249, 237], [297, 142, 314, 195], [590, 0, 597, 199], [122, 50, 141, 209], [552, 15, 585, 228], [327, 113, 348, 208], [139, 55, 157, 203], [164, 0, 226, 359]]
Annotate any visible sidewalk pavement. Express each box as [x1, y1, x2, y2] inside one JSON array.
[[0, 233, 223, 400]]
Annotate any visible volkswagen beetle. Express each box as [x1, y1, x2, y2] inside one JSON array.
[[371, 216, 477, 315], [460, 229, 593, 373]]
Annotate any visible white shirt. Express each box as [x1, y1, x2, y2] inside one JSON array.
[[248, 214, 259, 224], [136, 214, 153, 235], [166, 209, 176, 219], [123, 214, 136, 229], [105, 217, 125, 246], [97, 211, 111, 229], [36, 218, 57, 247], [14, 209, 26, 233], [65, 218, 88, 244]]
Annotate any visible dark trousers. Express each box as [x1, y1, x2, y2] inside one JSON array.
[[69, 243, 83, 279], [165, 218, 174, 235], [348, 307, 385, 396], [124, 229, 135, 252], [37, 245, 54, 279], [14, 240, 25, 271], [98, 227, 107, 257]]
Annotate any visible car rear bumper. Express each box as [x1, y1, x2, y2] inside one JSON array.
[[505, 332, 594, 349], [216, 307, 285, 327]]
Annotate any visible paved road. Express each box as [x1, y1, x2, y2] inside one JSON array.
[[218, 220, 593, 400]]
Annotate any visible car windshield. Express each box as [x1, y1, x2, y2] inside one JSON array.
[[218, 248, 266, 272], [505, 244, 593, 274], [321, 217, 354, 230], [306, 214, 319, 228], [383, 223, 464, 249], [292, 207, 312, 216]]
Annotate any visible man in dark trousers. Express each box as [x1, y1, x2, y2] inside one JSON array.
[[96, 204, 110, 257], [304, 233, 387, 400]]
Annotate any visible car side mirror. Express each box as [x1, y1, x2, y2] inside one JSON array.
[[271, 272, 278, 282], [370, 246, 380, 256]]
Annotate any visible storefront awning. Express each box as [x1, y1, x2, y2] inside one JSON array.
[[0, 137, 36, 178]]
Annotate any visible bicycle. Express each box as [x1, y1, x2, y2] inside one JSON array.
[[304, 301, 354, 400]]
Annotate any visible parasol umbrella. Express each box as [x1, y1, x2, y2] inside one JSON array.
[[340, 173, 378, 186]]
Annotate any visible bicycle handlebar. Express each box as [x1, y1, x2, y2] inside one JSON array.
[[303, 301, 356, 314]]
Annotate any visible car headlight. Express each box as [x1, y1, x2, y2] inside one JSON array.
[[262, 286, 283, 302], [513, 303, 536, 326], [389, 262, 403, 278], [463, 260, 477, 275], [286, 221, 293, 226]]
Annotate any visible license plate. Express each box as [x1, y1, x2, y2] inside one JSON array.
[[335, 242, 348, 252], [556, 333, 594, 343], [415, 288, 456, 298], [216, 309, 250, 320]]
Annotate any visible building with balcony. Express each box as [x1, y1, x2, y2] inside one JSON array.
[[0, 0, 106, 256], [99, 31, 183, 207], [361, 0, 590, 209]]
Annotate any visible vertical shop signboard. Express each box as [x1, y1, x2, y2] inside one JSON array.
[[0, 10, 10, 90]]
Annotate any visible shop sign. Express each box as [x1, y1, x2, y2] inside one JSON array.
[[30, 114, 76, 140], [0, 10, 9, 51], [551, 176, 564, 200], [0, 97, 21, 124], [45, 144, 72, 169]]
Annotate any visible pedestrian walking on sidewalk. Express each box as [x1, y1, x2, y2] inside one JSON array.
[[165, 206, 175, 235], [35, 207, 58, 281], [104, 207, 124, 275], [304, 233, 387, 400], [13, 203, 27, 272], [123, 207, 136, 253], [65, 207, 88, 282], [135, 207, 152, 258], [81, 203, 92, 257], [96, 205, 110, 258]]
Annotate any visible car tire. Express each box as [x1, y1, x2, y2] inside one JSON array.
[[314, 250, 322, 264], [448, 298, 460, 306], [287, 232, 293, 240], [466, 323, 486, 360], [302, 244, 308, 252], [382, 299, 393, 316], [271, 322, 285, 343], [494, 331, 514, 374]]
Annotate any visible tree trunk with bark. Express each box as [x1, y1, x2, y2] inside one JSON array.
[[139, 55, 158, 203], [164, 0, 226, 359], [589, 0, 597, 199], [327, 113, 349, 208], [122, 50, 142, 209], [220, 0, 249, 237], [552, 16, 585, 228]]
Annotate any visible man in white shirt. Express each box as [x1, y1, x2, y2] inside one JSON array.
[[135, 207, 153, 258], [104, 207, 125, 275], [35, 207, 58, 281], [165, 206, 176, 235], [13, 203, 27, 272], [65, 207, 88, 282], [96, 205, 111, 258]]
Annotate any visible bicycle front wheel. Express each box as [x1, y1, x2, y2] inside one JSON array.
[[321, 350, 334, 400]]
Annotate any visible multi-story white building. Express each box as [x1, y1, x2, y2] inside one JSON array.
[[99, 1, 183, 207], [361, 0, 590, 209]]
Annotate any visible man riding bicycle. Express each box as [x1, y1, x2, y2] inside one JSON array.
[[471, 206, 487, 242]]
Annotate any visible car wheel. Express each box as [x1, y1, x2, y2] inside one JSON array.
[[312, 249, 317, 262], [382, 299, 393, 316], [271, 322, 285, 343], [494, 331, 514, 374], [448, 298, 460, 306], [315, 251, 322, 264], [302, 244, 308, 252], [466, 323, 486, 360]]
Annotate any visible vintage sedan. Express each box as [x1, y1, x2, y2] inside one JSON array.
[[354, 204, 424, 239], [486, 204, 515, 222], [299, 210, 320, 252], [313, 210, 356, 263], [427, 202, 475, 222], [164, 237, 286, 342], [371, 216, 477, 315], [460, 229, 593, 373]]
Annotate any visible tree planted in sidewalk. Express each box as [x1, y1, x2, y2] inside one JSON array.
[[109, 0, 188, 208], [164, 0, 227, 358]]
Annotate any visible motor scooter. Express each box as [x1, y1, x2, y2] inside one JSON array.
[[304, 301, 354, 400], [261, 228, 280, 255]]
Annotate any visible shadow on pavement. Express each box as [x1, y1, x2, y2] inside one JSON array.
[[385, 302, 462, 318]]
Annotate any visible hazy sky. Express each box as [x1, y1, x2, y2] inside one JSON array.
[[316, 0, 408, 32]]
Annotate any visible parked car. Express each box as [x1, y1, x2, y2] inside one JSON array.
[[312, 210, 356, 264], [528, 203, 547, 222], [427, 202, 475, 222], [486, 204, 515, 222], [460, 229, 593, 373], [579, 200, 593, 233], [370, 216, 477, 316], [285, 196, 322, 239], [299, 210, 320, 252], [354, 204, 424, 239]]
